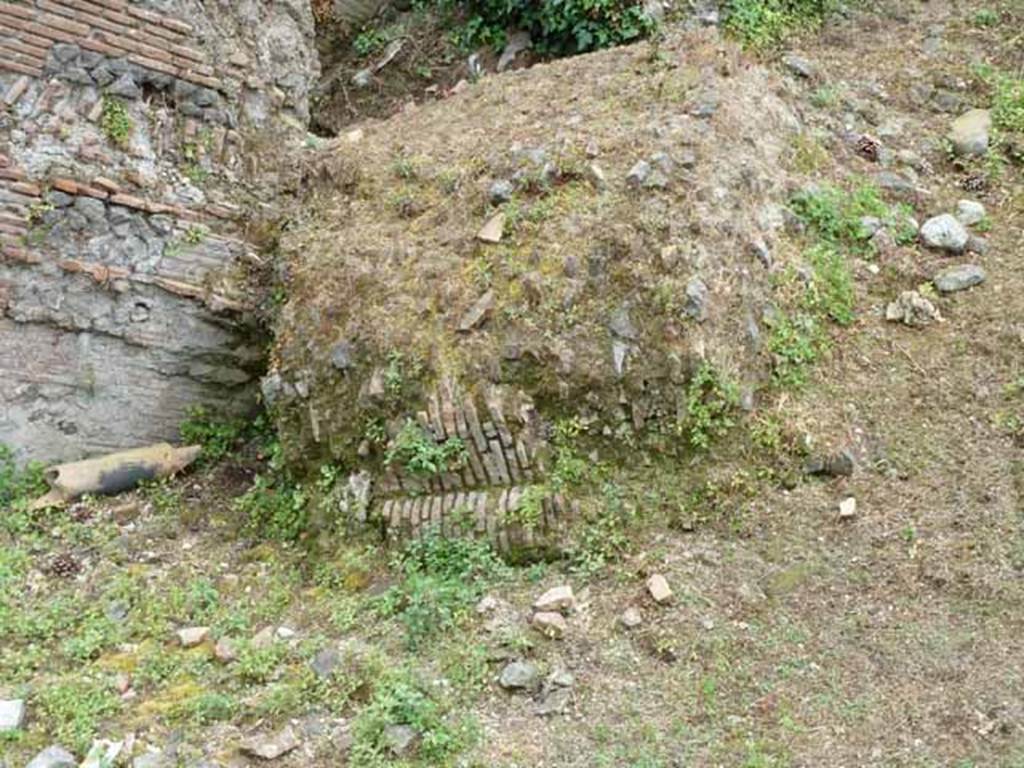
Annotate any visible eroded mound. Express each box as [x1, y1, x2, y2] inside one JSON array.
[[268, 28, 806, 545]]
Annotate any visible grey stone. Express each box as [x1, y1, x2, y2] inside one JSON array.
[[873, 171, 916, 196], [531, 611, 567, 639], [933, 264, 986, 293], [612, 341, 629, 377], [608, 305, 638, 340], [176, 626, 209, 647], [966, 235, 988, 255], [620, 606, 643, 629], [107, 73, 141, 99], [458, 290, 495, 332], [27, 746, 77, 768], [499, 661, 540, 690], [803, 449, 854, 477], [46, 191, 74, 208], [955, 199, 986, 226], [329, 341, 354, 371], [214, 637, 237, 663], [0, 699, 24, 731], [533, 584, 575, 612], [859, 216, 883, 237], [63, 67, 94, 85], [489, 179, 514, 204], [885, 290, 941, 327], [919, 214, 968, 253], [534, 686, 572, 716], [383, 724, 418, 757], [948, 109, 991, 157], [192, 87, 219, 108], [132, 751, 169, 768], [79, 50, 103, 69], [74, 196, 108, 228], [51, 43, 81, 64], [311, 646, 341, 679], [684, 276, 709, 322], [782, 54, 816, 78], [240, 726, 300, 759], [91, 64, 115, 87], [688, 90, 719, 118], [626, 160, 651, 188]]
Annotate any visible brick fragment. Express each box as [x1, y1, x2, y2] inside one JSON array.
[[2, 76, 30, 106], [0, 2, 35, 20], [11, 181, 41, 197], [92, 176, 119, 193], [38, 11, 89, 36]]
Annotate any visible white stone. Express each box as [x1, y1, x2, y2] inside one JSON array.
[[0, 699, 25, 731], [955, 199, 986, 226], [176, 626, 209, 648], [646, 573, 673, 604], [477, 212, 505, 243], [531, 611, 567, 639], [533, 585, 575, 613], [839, 497, 857, 519]]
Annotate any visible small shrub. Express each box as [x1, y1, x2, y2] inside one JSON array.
[[36, 678, 120, 753], [353, 26, 388, 57], [971, 8, 999, 26], [377, 530, 505, 648], [682, 363, 740, 450], [350, 668, 477, 767], [236, 641, 287, 685], [789, 184, 889, 246], [506, 484, 546, 531], [549, 416, 590, 491], [179, 406, 246, 463], [100, 96, 133, 147], [0, 444, 47, 512], [803, 244, 854, 325], [568, 481, 634, 573], [433, 0, 655, 55], [767, 312, 821, 389], [384, 420, 467, 477], [235, 474, 308, 541], [723, 0, 835, 48], [183, 691, 237, 724]]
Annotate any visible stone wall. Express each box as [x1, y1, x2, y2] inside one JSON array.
[[0, 0, 319, 462]]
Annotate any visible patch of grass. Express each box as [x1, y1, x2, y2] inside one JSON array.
[[681, 362, 740, 450], [353, 25, 389, 57], [350, 667, 477, 767], [236, 640, 287, 685], [432, 0, 655, 55], [505, 484, 546, 531], [0, 444, 47, 523], [384, 420, 467, 477], [36, 677, 120, 753], [788, 183, 889, 247], [376, 528, 505, 649], [179, 405, 247, 463], [723, 0, 835, 48], [970, 8, 999, 26], [100, 96, 133, 147], [802, 243, 854, 325], [766, 311, 822, 389], [549, 416, 590, 491], [569, 481, 635, 574]]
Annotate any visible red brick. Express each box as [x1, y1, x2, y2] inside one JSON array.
[[51, 178, 78, 194], [176, 59, 213, 78], [1, 243, 38, 263], [36, 0, 75, 19], [68, 6, 131, 36], [0, 220, 26, 236], [168, 42, 204, 64], [0, 2, 35, 21], [75, 184, 108, 199], [144, 22, 184, 43], [79, 37, 125, 57], [3, 37, 49, 59], [109, 193, 147, 210], [0, 153, 9, 167], [158, 16, 191, 35], [7, 17, 78, 43], [181, 71, 221, 90], [0, 22, 51, 48], [11, 181, 41, 197], [0, 211, 25, 224], [126, 53, 178, 78], [38, 11, 89, 36], [0, 43, 45, 69], [1, 59, 42, 76], [91, 176, 119, 193], [85, 0, 127, 9], [2, 75, 31, 106], [124, 5, 162, 24]]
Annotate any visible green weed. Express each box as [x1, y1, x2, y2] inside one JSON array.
[[100, 96, 133, 147], [36, 678, 120, 753], [385, 420, 467, 477], [179, 405, 247, 463], [724, 0, 835, 48], [681, 362, 740, 450]]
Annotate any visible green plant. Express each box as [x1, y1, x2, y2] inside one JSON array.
[[36, 678, 120, 753], [0, 444, 47, 513], [434, 0, 655, 55], [549, 416, 590, 491], [235, 474, 309, 541], [971, 8, 999, 26], [236, 641, 287, 684], [384, 420, 467, 477], [802, 244, 854, 326], [179, 405, 246, 463], [506, 484, 546, 530], [100, 96, 133, 147], [789, 184, 889, 247], [569, 481, 634, 573], [992, 72, 1024, 135], [723, 0, 835, 48], [183, 691, 237, 724], [353, 25, 388, 57], [350, 667, 477, 767], [377, 530, 505, 648], [767, 312, 821, 389], [681, 362, 740, 450]]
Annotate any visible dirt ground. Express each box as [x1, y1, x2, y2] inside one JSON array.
[[2, 0, 1023, 766]]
